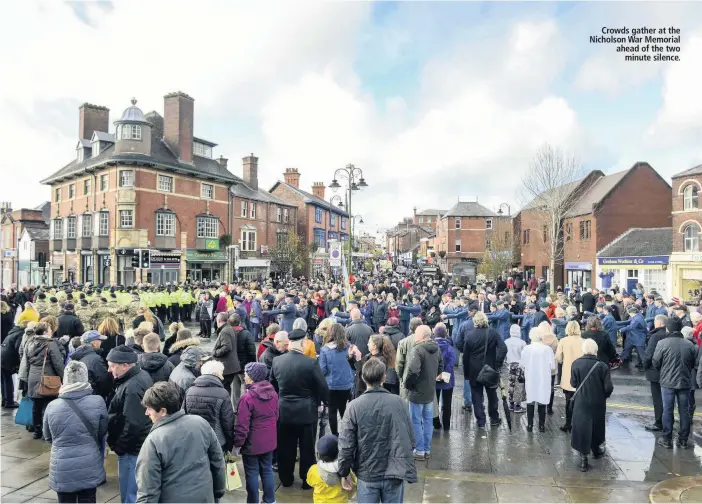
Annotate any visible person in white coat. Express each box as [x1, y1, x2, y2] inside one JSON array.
[[520, 328, 556, 432]]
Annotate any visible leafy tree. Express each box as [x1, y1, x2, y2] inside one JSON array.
[[269, 230, 309, 277]]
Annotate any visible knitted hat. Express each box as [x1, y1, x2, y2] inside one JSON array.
[[106, 345, 138, 364], [64, 360, 89, 385], [666, 317, 683, 334], [509, 324, 521, 338], [317, 435, 339, 460], [245, 362, 268, 383]]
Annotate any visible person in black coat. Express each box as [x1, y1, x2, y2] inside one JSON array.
[[581, 316, 616, 365], [69, 332, 113, 400], [1, 321, 25, 407], [382, 319, 404, 349], [643, 315, 668, 431], [1, 301, 14, 343], [570, 340, 614, 472], [371, 295, 388, 332], [581, 289, 598, 315], [270, 330, 330, 489], [56, 304, 85, 339], [138, 333, 174, 384], [462, 312, 507, 428], [534, 302, 550, 326]]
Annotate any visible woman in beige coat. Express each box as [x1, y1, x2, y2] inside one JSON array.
[[538, 321, 559, 415], [555, 321, 583, 433]]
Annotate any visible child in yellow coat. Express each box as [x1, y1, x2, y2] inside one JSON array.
[[306, 435, 355, 503]]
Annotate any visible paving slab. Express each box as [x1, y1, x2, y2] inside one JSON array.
[[495, 482, 572, 503], [650, 475, 702, 503], [566, 486, 651, 503], [423, 479, 497, 503]]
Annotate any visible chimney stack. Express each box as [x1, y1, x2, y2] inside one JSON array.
[[243, 154, 258, 190], [217, 155, 228, 170], [283, 168, 300, 188], [312, 182, 325, 200], [163, 92, 194, 164], [79, 103, 109, 140]]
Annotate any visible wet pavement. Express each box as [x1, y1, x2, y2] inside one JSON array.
[[2, 332, 701, 503]]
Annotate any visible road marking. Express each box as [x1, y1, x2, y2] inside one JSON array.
[[608, 402, 702, 417]]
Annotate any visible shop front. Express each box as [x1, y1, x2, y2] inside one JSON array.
[[236, 258, 270, 281], [596, 256, 671, 298], [565, 262, 592, 289], [311, 253, 328, 279], [670, 253, 702, 305], [186, 249, 227, 284], [148, 252, 182, 285]]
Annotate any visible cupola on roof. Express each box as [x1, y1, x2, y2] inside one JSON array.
[[115, 98, 150, 124]]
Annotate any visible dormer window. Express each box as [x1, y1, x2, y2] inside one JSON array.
[[92, 141, 100, 157], [194, 142, 212, 158], [117, 124, 142, 141]]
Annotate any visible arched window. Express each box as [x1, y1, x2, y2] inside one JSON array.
[[683, 184, 699, 210], [683, 223, 700, 252]]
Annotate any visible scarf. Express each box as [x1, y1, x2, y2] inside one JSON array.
[[59, 381, 92, 395]]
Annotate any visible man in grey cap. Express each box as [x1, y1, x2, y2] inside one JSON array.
[[106, 345, 153, 504]]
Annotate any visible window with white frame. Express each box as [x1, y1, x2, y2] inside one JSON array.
[[69, 184, 75, 199], [119, 124, 142, 141], [55, 188, 61, 202], [197, 217, 218, 238], [53, 218, 63, 239], [486, 218, 493, 230], [83, 178, 91, 195], [119, 170, 134, 187], [241, 200, 248, 218], [156, 212, 176, 236], [250, 202, 256, 219], [419, 216, 424, 224], [455, 218, 461, 229], [100, 174, 108, 191], [92, 142, 100, 158], [284, 208, 289, 224], [276, 207, 282, 222], [193, 142, 212, 158], [455, 239, 461, 252], [315, 207, 323, 223], [201, 183, 213, 200], [683, 223, 700, 252], [241, 230, 256, 251], [119, 210, 133, 228], [67, 216, 77, 238], [82, 214, 92, 237], [99, 212, 109, 236], [684, 184, 699, 210], [158, 175, 173, 193], [77, 147, 84, 162]]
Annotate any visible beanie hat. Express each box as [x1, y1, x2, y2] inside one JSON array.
[[666, 316, 683, 334], [106, 345, 138, 364], [317, 434, 339, 460], [245, 362, 268, 383], [509, 324, 521, 338], [433, 325, 447, 339], [387, 317, 400, 326], [539, 301, 550, 308], [64, 360, 89, 385]]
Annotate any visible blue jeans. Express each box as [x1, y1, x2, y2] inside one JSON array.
[[620, 339, 645, 364], [662, 387, 690, 442], [409, 401, 433, 454], [242, 452, 276, 504], [357, 478, 404, 503], [117, 454, 138, 504], [464, 379, 472, 406]]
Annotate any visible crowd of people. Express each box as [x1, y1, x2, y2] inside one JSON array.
[[1, 269, 701, 502]]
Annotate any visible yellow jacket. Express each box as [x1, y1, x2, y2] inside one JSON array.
[[18, 307, 39, 325], [306, 464, 354, 504]]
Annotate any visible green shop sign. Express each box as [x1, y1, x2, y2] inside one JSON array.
[[205, 238, 219, 250], [186, 249, 227, 263]]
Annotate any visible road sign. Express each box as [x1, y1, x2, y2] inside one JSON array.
[[329, 242, 341, 267]]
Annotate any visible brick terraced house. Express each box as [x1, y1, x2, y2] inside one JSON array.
[[669, 164, 702, 301]]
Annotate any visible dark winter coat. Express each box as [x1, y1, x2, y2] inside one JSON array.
[[56, 312, 85, 339], [259, 341, 285, 378], [211, 324, 241, 376], [70, 345, 113, 398], [163, 333, 177, 356], [167, 337, 200, 367], [345, 320, 373, 357], [233, 380, 279, 455], [100, 334, 126, 360], [581, 330, 616, 364], [27, 336, 65, 399], [234, 326, 256, 371], [570, 355, 613, 455], [1, 311, 14, 343], [338, 387, 417, 483], [138, 352, 174, 384], [271, 350, 329, 425], [653, 332, 697, 390], [532, 309, 549, 328], [581, 292, 597, 314], [1, 324, 24, 372], [43, 388, 108, 493], [644, 326, 668, 383], [462, 327, 507, 383], [107, 365, 153, 456], [404, 340, 443, 404], [383, 325, 404, 350], [435, 337, 457, 389], [353, 354, 397, 397], [184, 374, 235, 452]]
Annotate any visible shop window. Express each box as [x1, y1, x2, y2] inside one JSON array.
[[683, 185, 699, 210], [683, 223, 700, 252]]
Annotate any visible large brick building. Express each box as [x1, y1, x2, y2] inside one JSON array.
[[515, 162, 671, 290], [669, 164, 702, 301], [1, 203, 50, 288], [41, 93, 296, 285]]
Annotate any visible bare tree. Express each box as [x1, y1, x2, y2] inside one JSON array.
[[521, 144, 586, 286], [478, 225, 513, 281]]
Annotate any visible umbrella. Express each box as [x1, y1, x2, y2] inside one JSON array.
[[499, 376, 512, 431]]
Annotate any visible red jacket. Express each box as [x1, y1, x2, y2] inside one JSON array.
[[693, 320, 702, 347]]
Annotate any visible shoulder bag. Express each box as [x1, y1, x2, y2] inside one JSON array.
[[38, 344, 62, 396], [63, 398, 100, 447], [476, 330, 500, 388], [569, 361, 601, 405]]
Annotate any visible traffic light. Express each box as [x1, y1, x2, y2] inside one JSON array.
[[140, 249, 150, 269], [131, 251, 140, 268]]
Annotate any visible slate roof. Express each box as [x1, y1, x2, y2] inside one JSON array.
[[443, 201, 497, 218], [230, 181, 295, 206], [92, 131, 115, 143], [416, 208, 447, 216], [673, 164, 702, 178], [41, 130, 239, 185], [24, 225, 50, 241], [269, 181, 349, 217], [565, 169, 630, 218], [597, 228, 672, 258]]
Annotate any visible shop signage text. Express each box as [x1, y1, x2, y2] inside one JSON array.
[[597, 256, 669, 266], [150, 253, 182, 266], [205, 239, 219, 250], [186, 250, 227, 262], [565, 262, 592, 271]]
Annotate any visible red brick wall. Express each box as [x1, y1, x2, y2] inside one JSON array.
[[515, 209, 551, 276], [563, 215, 597, 269], [671, 174, 702, 252]]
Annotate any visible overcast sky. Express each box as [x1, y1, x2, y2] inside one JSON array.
[[1, 1, 701, 236]]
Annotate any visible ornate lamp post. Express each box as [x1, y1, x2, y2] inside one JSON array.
[[497, 203, 511, 216], [329, 164, 368, 275]]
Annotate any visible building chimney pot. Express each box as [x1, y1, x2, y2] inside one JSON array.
[[243, 154, 259, 190], [283, 167, 300, 188], [79, 103, 109, 140], [217, 155, 228, 170], [311, 182, 325, 200], [163, 92, 195, 164]]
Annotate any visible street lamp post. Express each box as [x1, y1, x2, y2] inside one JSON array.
[[497, 203, 511, 216], [329, 164, 368, 276]]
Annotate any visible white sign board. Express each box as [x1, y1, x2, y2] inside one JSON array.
[[329, 241, 342, 267]]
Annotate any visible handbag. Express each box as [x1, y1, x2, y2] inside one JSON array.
[[64, 398, 100, 447], [569, 362, 601, 405], [225, 454, 243, 491], [14, 396, 33, 427], [38, 344, 62, 396], [476, 330, 500, 388]]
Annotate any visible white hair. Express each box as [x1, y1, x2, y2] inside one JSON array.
[[528, 327, 543, 343], [201, 360, 224, 379], [293, 318, 307, 331], [581, 338, 598, 356]]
